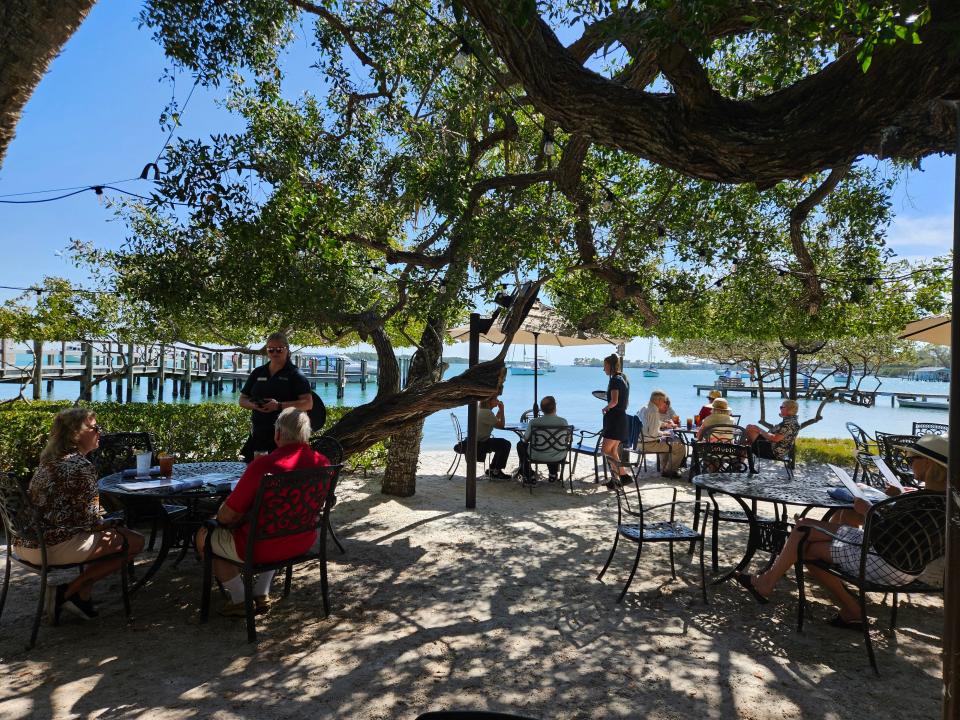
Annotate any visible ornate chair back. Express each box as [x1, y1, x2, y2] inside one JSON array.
[[89, 432, 155, 477], [691, 441, 752, 477], [875, 432, 919, 485], [528, 425, 574, 464], [310, 435, 344, 465], [912, 422, 948, 437], [863, 491, 946, 578], [846, 422, 874, 454]]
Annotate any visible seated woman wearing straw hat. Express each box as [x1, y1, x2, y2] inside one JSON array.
[[733, 433, 948, 629], [695, 398, 735, 442]]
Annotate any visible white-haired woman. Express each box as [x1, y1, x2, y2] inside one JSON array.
[[196, 408, 330, 616], [14, 408, 145, 621]]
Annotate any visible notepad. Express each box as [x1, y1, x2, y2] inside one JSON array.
[[116, 477, 206, 492], [828, 463, 867, 501]]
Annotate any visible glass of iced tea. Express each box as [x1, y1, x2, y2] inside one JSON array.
[[158, 453, 175, 478]]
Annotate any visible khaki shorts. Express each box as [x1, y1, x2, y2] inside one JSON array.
[[209, 526, 243, 562], [15, 532, 101, 566]]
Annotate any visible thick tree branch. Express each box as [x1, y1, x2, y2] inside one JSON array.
[[461, 0, 960, 185]]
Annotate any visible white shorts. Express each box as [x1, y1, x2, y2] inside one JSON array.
[[209, 526, 243, 562], [829, 525, 918, 586]]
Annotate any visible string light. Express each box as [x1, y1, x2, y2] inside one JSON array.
[[542, 133, 555, 157], [600, 189, 615, 212], [453, 40, 472, 69]]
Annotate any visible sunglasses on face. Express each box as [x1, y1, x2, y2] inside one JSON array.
[[266, 346, 287, 354]]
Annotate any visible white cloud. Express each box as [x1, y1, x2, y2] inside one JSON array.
[[886, 214, 952, 260]]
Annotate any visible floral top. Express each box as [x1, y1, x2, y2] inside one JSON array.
[[18, 453, 101, 548], [769, 415, 801, 459]]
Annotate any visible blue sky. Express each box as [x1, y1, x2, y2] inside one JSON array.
[[0, 0, 953, 363]]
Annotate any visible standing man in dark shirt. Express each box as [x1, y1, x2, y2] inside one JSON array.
[[238, 332, 313, 462]]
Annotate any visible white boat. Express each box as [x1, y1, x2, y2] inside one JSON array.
[[509, 361, 546, 376], [642, 339, 659, 377], [898, 398, 948, 410]]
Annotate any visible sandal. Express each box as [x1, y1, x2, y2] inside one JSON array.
[[734, 572, 770, 605], [828, 614, 865, 631]]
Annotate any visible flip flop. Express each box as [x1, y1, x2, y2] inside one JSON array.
[[828, 614, 865, 631], [734, 572, 770, 605]]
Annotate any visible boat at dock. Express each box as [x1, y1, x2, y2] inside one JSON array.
[[509, 361, 546, 376]]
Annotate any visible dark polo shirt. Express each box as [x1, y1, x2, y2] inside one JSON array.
[[240, 361, 312, 431]]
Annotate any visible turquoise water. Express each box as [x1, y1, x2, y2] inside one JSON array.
[[0, 363, 947, 449]]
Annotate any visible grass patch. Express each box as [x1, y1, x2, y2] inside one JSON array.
[[795, 437, 855, 467]]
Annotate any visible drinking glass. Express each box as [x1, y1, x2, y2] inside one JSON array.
[[686, 418, 693, 430], [135, 451, 152, 477], [694, 414, 701, 426], [158, 453, 174, 478]]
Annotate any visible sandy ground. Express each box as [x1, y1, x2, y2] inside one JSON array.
[[0, 452, 944, 720]]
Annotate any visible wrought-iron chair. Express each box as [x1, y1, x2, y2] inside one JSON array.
[[0, 472, 131, 649], [874, 432, 919, 487], [200, 464, 341, 642], [524, 425, 574, 492], [846, 422, 876, 482], [597, 454, 708, 603], [447, 413, 488, 480], [310, 435, 346, 554], [688, 441, 779, 571], [698, 423, 745, 444], [570, 428, 606, 483], [912, 421, 948, 436], [856, 453, 887, 490], [794, 491, 946, 673]]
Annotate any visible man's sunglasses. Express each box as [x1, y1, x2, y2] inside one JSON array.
[[266, 346, 287, 353]]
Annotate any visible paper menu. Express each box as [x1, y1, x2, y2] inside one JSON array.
[[828, 464, 867, 501], [868, 456, 905, 492]]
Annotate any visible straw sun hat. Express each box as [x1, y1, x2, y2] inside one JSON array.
[[896, 434, 949, 468], [711, 398, 730, 412], [708, 389, 723, 400]]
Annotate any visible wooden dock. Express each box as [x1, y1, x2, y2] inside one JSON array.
[[693, 383, 948, 409], [0, 341, 377, 401]]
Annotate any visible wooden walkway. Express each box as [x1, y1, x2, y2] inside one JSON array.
[[693, 383, 948, 408]]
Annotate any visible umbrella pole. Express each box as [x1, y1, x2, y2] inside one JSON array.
[[944, 102, 960, 720], [533, 332, 540, 417]]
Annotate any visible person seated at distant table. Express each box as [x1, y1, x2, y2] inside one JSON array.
[[696, 397, 735, 442], [734, 432, 949, 629], [478, 396, 512, 480], [516, 396, 568, 483], [743, 399, 800, 461], [195, 408, 330, 617], [698, 389, 722, 422], [639, 390, 685, 479]]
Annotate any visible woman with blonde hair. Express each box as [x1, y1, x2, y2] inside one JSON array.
[[14, 408, 144, 622]]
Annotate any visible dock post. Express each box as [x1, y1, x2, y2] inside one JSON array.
[[360, 359, 367, 390], [126, 343, 135, 403], [337, 357, 346, 399], [31, 339, 42, 400], [184, 350, 192, 398], [147, 375, 155, 401], [46, 379, 54, 394], [172, 377, 179, 397], [158, 344, 166, 401], [82, 342, 94, 401]]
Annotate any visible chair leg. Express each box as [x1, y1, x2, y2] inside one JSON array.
[[711, 506, 721, 573], [320, 552, 330, 618], [31, 567, 48, 649], [597, 531, 620, 581], [0, 545, 11, 621], [148, 515, 159, 551], [861, 591, 878, 674], [689, 488, 702, 555], [699, 534, 707, 604], [668, 541, 676, 580], [617, 541, 644, 603], [795, 562, 806, 632], [120, 551, 131, 618], [200, 543, 214, 623], [327, 521, 346, 554], [283, 565, 293, 597], [243, 573, 257, 642], [889, 591, 900, 631], [445, 452, 461, 481]]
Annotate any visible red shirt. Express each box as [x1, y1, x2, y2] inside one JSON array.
[[225, 443, 330, 563], [699, 404, 714, 421]]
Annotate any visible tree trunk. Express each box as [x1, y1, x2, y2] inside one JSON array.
[[0, 0, 97, 167], [380, 417, 425, 497]]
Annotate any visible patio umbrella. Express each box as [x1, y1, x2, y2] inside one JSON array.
[[900, 313, 951, 346], [449, 300, 628, 415]]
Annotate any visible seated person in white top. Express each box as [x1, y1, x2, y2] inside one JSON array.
[[639, 390, 685, 479], [696, 398, 736, 442], [516, 396, 569, 482], [477, 395, 512, 480]]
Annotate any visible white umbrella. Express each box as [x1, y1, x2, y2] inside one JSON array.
[[899, 314, 951, 346], [449, 300, 628, 414]]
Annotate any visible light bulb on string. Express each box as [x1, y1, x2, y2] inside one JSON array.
[[543, 133, 555, 157], [453, 40, 472, 70], [600, 189, 615, 212], [93, 186, 104, 206]]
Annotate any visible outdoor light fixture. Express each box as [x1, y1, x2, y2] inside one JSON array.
[[600, 189, 615, 212], [493, 290, 515, 309], [543, 133, 555, 157], [453, 40, 472, 70]]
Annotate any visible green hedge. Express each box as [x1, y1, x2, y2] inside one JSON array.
[[794, 437, 856, 467], [0, 400, 387, 477]]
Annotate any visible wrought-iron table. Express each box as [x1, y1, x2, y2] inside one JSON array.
[[99, 462, 246, 591], [692, 466, 852, 583]]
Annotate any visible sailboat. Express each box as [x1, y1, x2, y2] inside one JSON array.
[[508, 347, 546, 376], [642, 339, 659, 377]]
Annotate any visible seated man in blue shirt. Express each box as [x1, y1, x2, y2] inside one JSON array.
[[516, 396, 569, 483]]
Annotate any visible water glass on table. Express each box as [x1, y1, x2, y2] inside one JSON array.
[[158, 453, 175, 478], [135, 451, 153, 477]]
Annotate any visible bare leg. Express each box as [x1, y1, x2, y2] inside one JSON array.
[[602, 439, 623, 478], [65, 528, 145, 600], [744, 425, 762, 443], [195, 527, 241, 583], [752, 519, 838, 597], [805, 565, 862, 621]]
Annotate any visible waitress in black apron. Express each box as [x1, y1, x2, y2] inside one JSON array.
[[601, 352, 631, 487]]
